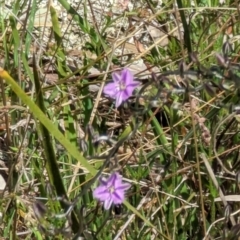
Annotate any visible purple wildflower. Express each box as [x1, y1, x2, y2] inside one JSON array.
[[103, 68, 140, 108], [93, 172, 131, 210]]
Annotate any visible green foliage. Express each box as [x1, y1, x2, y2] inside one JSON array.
[[1, 0, 240, 239]]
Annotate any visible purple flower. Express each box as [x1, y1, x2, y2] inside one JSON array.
[[93, 172, 131, 210], [103, 68, 140, 108]]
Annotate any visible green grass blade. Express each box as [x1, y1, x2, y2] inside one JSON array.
[[9, 16, 20, 67], [24, 0, 37, 57], [57, 0, 89, 33], [32, 54, 80, 232]]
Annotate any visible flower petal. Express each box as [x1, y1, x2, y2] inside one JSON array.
[[113, 175, 123, 187], [103, 82, 117, 98], [107, 172, 118, 186], [124, 82, 140, 96], [93, 186, 110, 201], [115, 92, 124, 108], [120, 90, 131, 102], [121, 68, 133, 84], [112, 72, 122, 83], [112, 190, 125, 204], [126, 80, 140, 88], [114, 174, 131, 191], [103, 197, 113, 210], [99, 177, 108, 186], [116, 182, 131, 191]]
